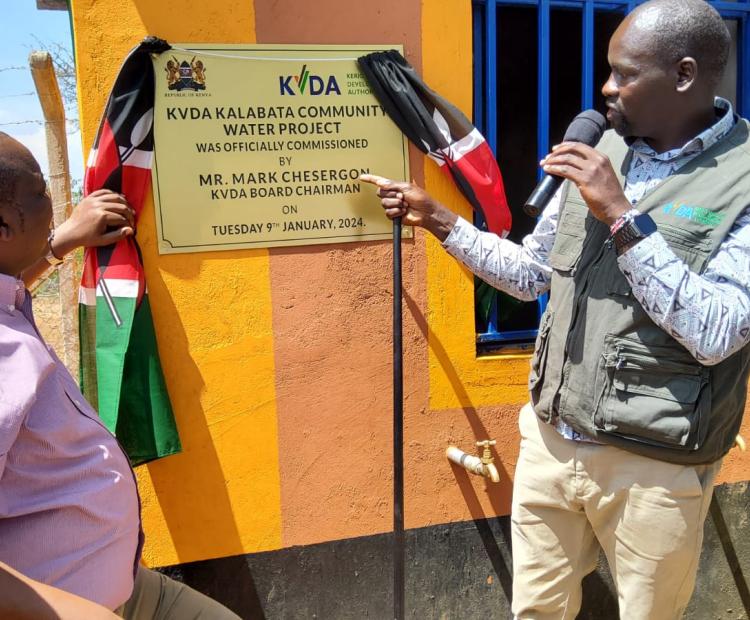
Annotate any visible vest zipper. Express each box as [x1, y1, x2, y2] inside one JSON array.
[[555, 232, 612, 417]]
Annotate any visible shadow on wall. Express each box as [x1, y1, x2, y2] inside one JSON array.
[[141, 254, 266, 617], [126, 0, 259, 571], [404, 289, 517, 604], [404, 289, 623, 616], [403, 290, 513, 511]]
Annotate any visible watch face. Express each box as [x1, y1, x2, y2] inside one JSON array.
[[634, 213, 658, 235]]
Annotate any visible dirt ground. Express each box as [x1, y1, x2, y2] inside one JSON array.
[[33, 292, 65, 354]]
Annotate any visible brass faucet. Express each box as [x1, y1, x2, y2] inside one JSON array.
[[446, 439, 501, 483], [476, 440, 500, 483]]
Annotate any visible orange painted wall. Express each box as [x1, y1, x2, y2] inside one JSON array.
[[70, 0, 750, 569]]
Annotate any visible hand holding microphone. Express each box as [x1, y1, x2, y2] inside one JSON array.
[[524, 109, 630, 225]]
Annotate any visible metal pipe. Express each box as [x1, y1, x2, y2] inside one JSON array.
[[392, 217, 404, 620]]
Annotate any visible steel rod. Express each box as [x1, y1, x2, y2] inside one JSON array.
[[392, 217, 405, 620]]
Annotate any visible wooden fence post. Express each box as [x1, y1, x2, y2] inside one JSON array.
[[29, 51, 79, 379]]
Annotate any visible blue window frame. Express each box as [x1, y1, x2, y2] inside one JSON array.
[[472, 0, 750, 352]]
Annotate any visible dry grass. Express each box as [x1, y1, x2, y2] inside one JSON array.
[[31, 251, 83, 374]]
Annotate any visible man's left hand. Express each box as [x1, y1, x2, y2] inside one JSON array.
[[541, 142, 631, 226]]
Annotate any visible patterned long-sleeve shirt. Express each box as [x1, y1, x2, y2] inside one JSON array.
[[443, 98, 750, 368]]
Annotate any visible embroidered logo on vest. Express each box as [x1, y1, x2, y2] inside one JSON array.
[[662, 202, 725, 227]]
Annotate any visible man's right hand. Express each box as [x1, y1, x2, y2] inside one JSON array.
[[51, 189, 135, 258], [359, 174, 458, 242]]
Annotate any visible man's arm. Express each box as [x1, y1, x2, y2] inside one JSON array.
[[21, 190, 135, 286], [542, 141, 750, 364], [359, 174, 560, 301], [439, 202, 559, 301], [618, 210, 750, 364], [0, 561, 118, 620]]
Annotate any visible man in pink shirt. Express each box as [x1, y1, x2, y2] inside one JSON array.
[[0, 133, 239, 619]]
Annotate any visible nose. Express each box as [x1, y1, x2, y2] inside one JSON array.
[[602, 72, 617, 99]]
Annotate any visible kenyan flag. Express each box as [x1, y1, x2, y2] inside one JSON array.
[[358, 50, 511, 236], [80, 38, 180, 465]]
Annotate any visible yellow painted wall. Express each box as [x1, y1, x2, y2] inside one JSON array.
[[421, 0, 531, 412], [72, 0, 283, 567]]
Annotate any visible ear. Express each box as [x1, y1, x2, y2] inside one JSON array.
[[676, 57, 697, 93], [0, 210, 16, 243]]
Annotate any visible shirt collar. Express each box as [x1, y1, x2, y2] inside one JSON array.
[[0, 272, 26, 312], [629, 97, 735, 162]]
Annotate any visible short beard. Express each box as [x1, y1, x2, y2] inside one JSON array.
[[610, 116, 632, 138]]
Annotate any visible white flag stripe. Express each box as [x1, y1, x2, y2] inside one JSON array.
[[87, 147, 153, 172], [427, 125, 486, 167], [98, 278, 139, 298], [79, 286, 96, 306], [120, 146, 154, 170], [432, 109, 452, 144], [428, 151, 447, 166], [118, 147, 153, 170], [440, 129, 485, 163], [79, 280, 149, 305]]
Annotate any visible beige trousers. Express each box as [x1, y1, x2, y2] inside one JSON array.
[[512, 403, 721, 620], [115, 567, 241, 620]]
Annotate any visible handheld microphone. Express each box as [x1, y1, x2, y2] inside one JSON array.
[[523, 109, 607, 218]]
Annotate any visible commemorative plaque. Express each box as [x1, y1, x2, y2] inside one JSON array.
[[151, 44, 411, 254]]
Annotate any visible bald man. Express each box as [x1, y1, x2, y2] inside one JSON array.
[[364, 0, 749, 617]]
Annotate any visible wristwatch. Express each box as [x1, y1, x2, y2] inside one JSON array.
[[612, 213, 657, 254], [45, 229, 64, 266]]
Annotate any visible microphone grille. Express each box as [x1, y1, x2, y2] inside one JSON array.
[[562, 109, 607, 146]]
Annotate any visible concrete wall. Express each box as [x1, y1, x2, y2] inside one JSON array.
[[69, 0, 750, 616]]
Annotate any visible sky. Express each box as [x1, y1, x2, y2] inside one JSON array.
[[0, 1, 84, 182]]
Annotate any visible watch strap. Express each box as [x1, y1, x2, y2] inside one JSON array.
[[45, 229, 64, 266], [612, 213, 657, 253]]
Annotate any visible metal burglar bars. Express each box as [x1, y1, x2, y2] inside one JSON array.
[[472, 0, 750, 350]]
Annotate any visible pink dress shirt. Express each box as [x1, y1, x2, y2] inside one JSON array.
[[0, 273, 142, 609]]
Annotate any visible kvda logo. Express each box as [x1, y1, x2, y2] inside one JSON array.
[[279, 64, 341, 96]]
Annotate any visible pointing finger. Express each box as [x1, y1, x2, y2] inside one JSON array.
[[359, 174, 394, 188]]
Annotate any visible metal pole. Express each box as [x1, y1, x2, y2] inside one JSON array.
[[392, 217, 405, 620]]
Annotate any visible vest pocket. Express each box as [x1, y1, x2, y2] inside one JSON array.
[[659, 224, 712, 254], [549, 206, 586, 273], [528, 309, 555, 395], [594, 336, 709, 449]]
